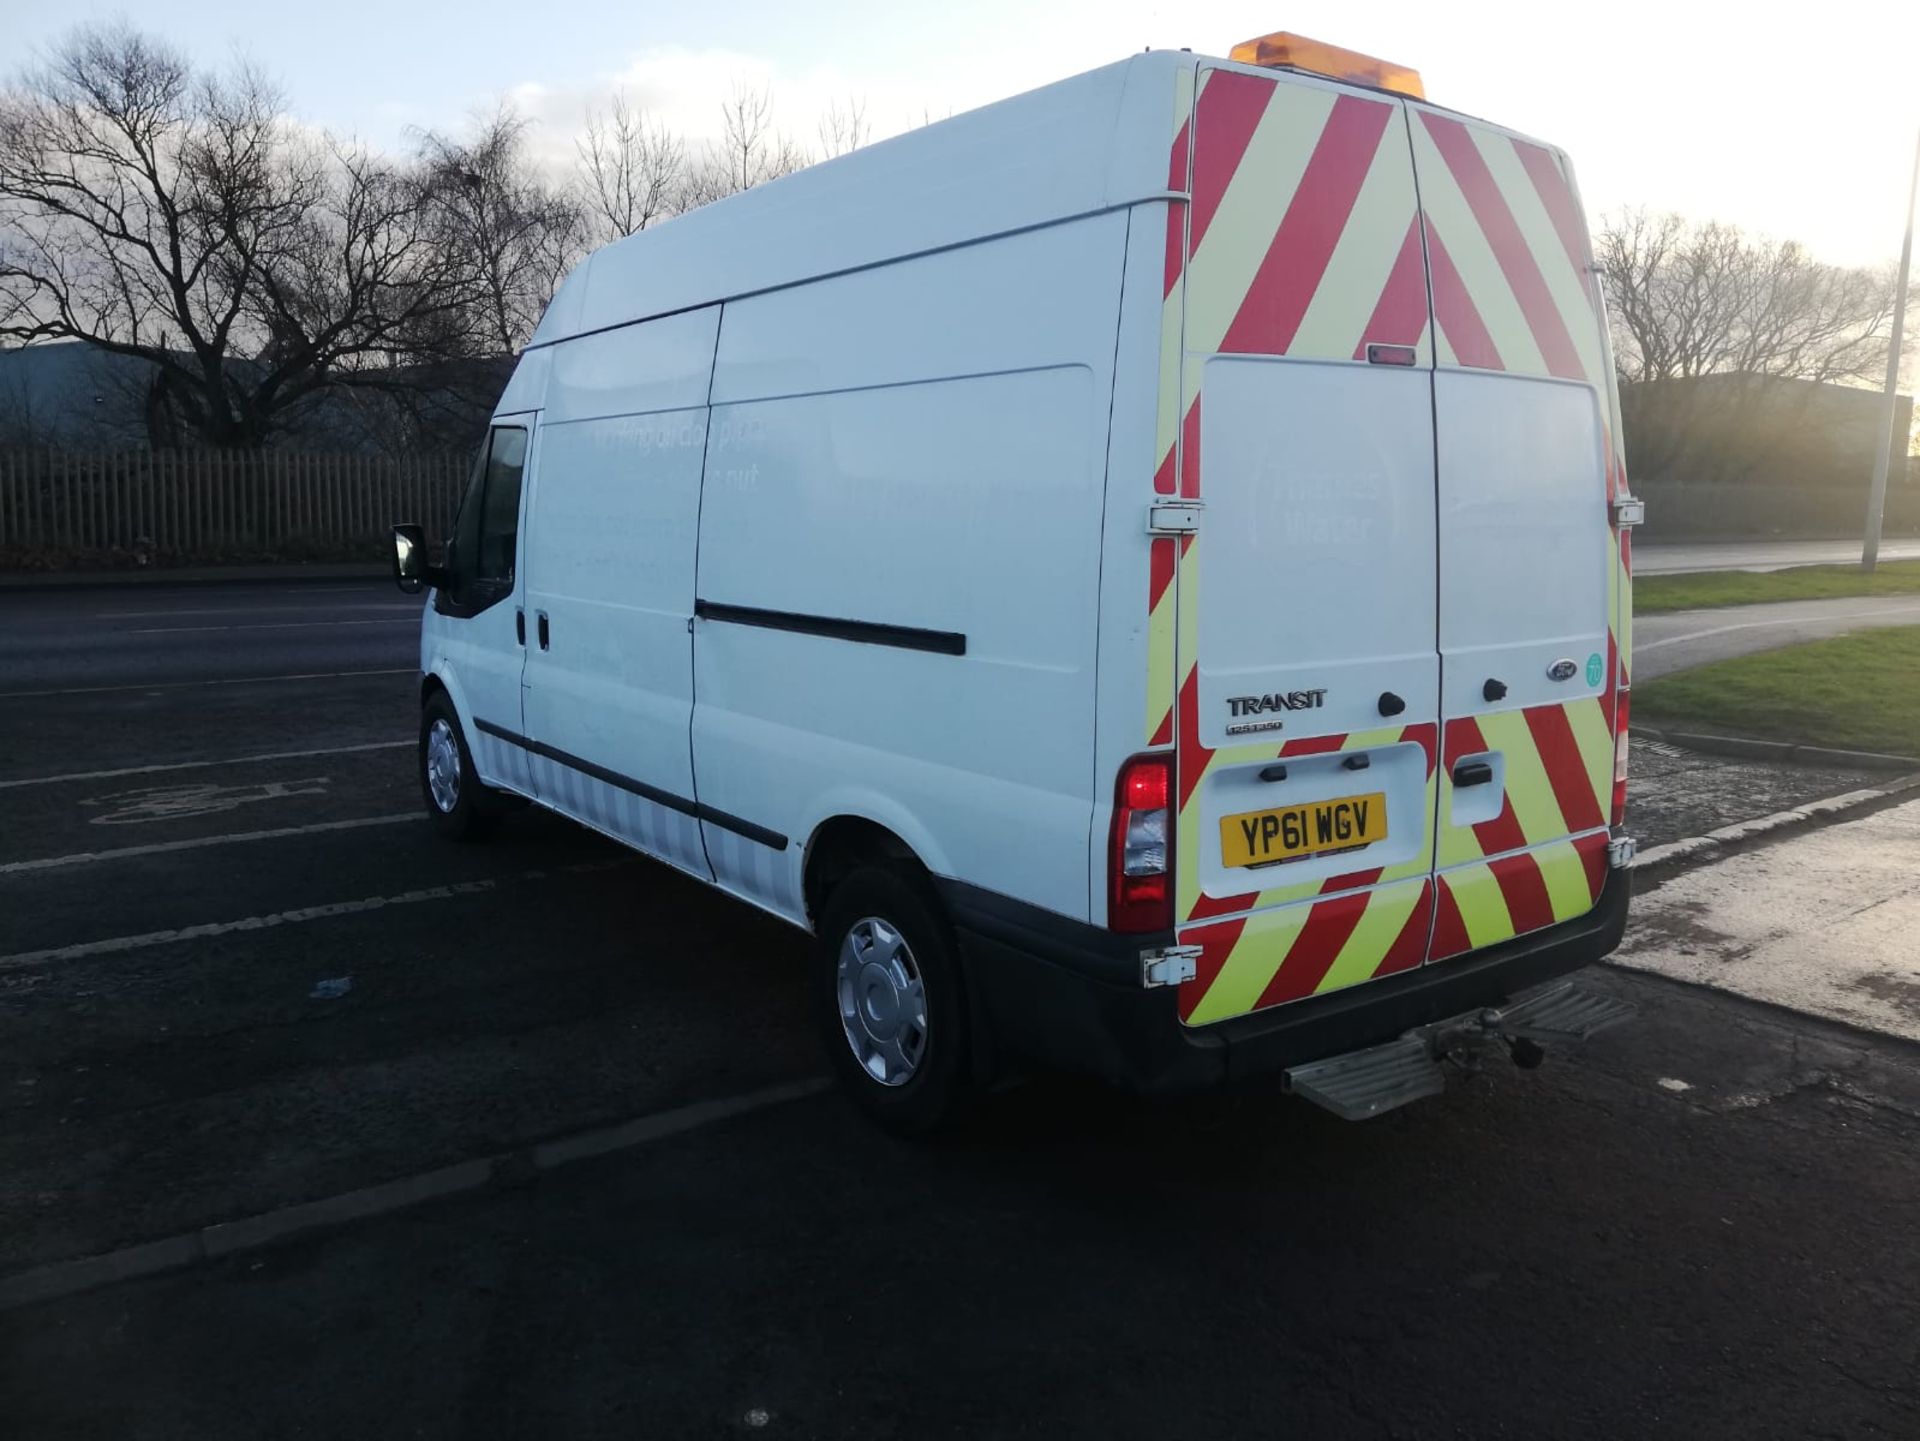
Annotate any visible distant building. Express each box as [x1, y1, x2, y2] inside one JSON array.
[[0, 341, 512, 454], [1621, 373, 1915, 540], [0, 342, 151, 447]]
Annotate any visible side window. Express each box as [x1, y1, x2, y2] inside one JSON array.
[[439, 425, 528, 616], [477, 428, 526, 581]]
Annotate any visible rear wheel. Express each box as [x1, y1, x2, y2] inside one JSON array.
[[419, 693, 500, 842], [816, 866, 972, 1135]]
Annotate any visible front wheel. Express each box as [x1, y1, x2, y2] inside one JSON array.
[[816, 866, 973, 1135], [419, 693, 500, 842]]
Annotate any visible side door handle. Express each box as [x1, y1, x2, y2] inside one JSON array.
[[536, 612, 550, 651], [515, 609, 525, 646], [1452, 760, 1494, 787]]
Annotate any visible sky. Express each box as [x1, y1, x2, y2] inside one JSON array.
[[3, 0, 1918, 268]]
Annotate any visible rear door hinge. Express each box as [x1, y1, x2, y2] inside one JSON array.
[[1140, 944, 1201, 989], [1611, 496, 1646, 529], [1148, 500, 1202, 536]]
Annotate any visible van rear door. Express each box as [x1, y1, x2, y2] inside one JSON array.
[[1405, 107, 1620, 961], [1168, 66, 1441, 1029]]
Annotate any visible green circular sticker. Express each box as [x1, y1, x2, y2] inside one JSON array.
[[1585, 652, 1604, 686]]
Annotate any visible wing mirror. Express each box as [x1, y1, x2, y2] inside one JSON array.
[[391, 523, 443, 595]]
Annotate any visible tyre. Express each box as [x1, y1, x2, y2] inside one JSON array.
[[419, 692, 500, 842], [816, 865, 973, 1135]]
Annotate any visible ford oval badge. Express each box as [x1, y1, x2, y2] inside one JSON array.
[[1547, 658, 1578, 682]]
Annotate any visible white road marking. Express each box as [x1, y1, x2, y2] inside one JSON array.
[[82, 777, 330, 826], [1638, 603, 1920, 652], [96, 605, 418, 618], [0, 668, 414, 699], [0, 858, 632, 971], [0, 740, 410, 791], [0, 1070, 818, 1309], [124, 618, 417, 634], [0, 813, 417, 875], [1657, 1077, 1694, 1093]]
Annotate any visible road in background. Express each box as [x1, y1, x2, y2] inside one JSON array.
[[0, 580, 418, 696], [1636, 538, 1920, 574], [1633, 594, 1920, 681], [4, 579, 1919, 1438]]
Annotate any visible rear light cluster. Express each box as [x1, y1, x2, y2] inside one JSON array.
[[1109, 753, 1173, 933], [1612, 687, 1631, 825]]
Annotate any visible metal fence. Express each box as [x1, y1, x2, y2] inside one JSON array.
[[0, 449, 469, 560]]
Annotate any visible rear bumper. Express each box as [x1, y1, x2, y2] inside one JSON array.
[[942, 866, 1632, 1097]]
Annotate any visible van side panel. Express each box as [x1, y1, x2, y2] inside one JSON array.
[[517, 307, 721, 882], [1406, 109, 1620, 961], [693, 213, 1130, 924]]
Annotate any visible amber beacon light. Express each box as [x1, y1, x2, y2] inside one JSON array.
[[1228, 31, 1426, 99]]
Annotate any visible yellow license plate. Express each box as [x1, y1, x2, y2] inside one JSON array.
[[1219, 792, 1388, 869]]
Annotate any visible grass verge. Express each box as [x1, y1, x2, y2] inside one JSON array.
[[1635, 625, 1920, 757], [1634, 558, 1920, 614]]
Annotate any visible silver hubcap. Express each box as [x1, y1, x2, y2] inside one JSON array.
[[836, 917, 928, 1087], [425, 719, 461, 814]]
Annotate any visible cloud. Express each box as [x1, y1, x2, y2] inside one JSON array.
[[486, 43, 974, 179]]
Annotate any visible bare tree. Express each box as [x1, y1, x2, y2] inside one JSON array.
[[1597, 209, 1911, 482], [816, 96, 869, 159], [680, 82, 808, 209], [1598, 209, 1902, 386], [576, 90, 685, 243], [412, 106, 584, 358], [0, 23, 479, 447]]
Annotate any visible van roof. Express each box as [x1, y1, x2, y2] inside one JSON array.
[[529, 51, 1194, 348]]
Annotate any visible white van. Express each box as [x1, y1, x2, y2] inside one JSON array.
[[393, 33, 1642, 1132]]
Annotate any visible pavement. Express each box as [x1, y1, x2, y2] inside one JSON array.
[[5, 581, 1920, 1438], [1632, 594, 1920, 681], [1636, 538, 1920, 574], [1620, 798, 1920, 1043]]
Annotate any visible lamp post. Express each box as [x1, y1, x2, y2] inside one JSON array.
[[1863, 129, 1919, 574]]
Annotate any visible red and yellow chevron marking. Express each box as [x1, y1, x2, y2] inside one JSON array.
[[1146, 64, 1195, 746], [1147, 68, 1431, 748], [1407, 105, 1628, 953], [1180, 877, 1433, 1026], [1184, 71, 1429, 365], [1411, 111, 1604, 386], [1428, 703, 1612, 960], [1151, 70, 1630, 1017], [1431, 832, 1609, 962]]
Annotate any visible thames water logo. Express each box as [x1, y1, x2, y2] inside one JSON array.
[[1585, 652, 1604, 686]]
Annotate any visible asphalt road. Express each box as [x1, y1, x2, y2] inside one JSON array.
[[3, 580, 1919, 1439], [1636, 538, 1920, 574], [1633, 594, 1920, 682]]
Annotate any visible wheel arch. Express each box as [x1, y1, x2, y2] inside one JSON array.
[[802, 814, 936, 931]]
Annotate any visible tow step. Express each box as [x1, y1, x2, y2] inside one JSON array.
[[1282, 983, 1635, 1122], [1285, 1036, 1444, 1121], [1495, 983, 1636, 1043]]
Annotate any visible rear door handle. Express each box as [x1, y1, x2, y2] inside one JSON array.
[[536, 612, 550, 650], [1452, 760, 1494, 787], [515, 609, 525, 646]]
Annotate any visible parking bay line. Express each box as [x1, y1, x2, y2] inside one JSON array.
[[0, 1073, 829, 1312], [0, 668, 415, 699], [0, 740, 411, 790], [0, 813, 419, 878], [0, 857, 636, 972]]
